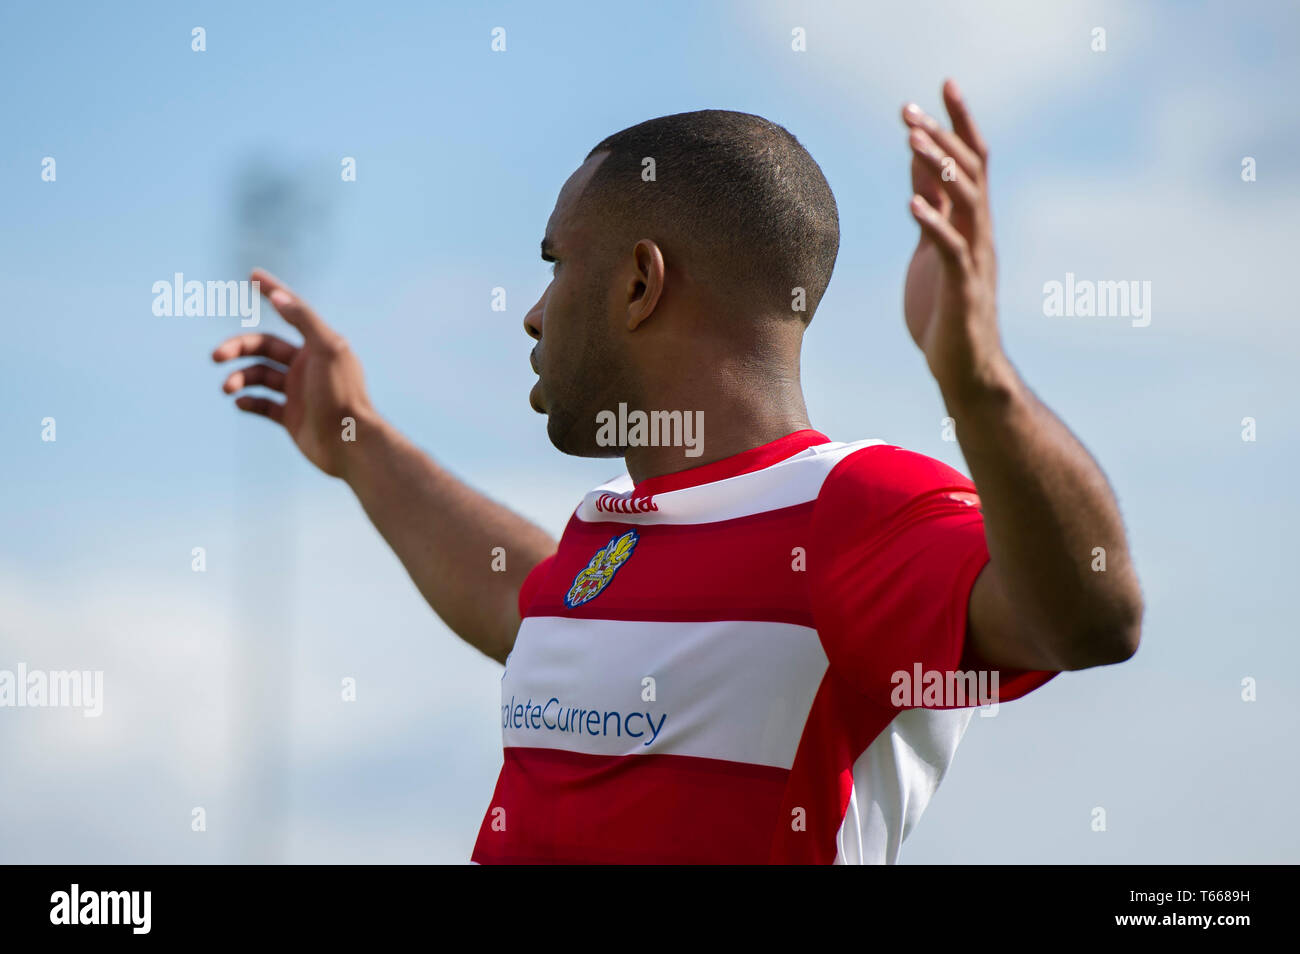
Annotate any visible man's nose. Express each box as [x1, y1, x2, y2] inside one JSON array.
[[523, 287, 546, 340]]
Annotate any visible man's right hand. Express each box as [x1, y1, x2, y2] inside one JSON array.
[[214, 268, 374, 479], [210, 268, 558, 663]]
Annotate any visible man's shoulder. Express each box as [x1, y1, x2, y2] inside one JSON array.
[[815, 442, 980, 517]]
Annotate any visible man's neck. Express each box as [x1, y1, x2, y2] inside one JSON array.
[[620, 389, 811, 485]]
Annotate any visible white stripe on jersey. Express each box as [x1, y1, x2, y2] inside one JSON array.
[[504, 616, 828, 768], [575, 439, 886, 525]]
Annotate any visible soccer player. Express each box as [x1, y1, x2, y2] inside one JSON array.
[[212, 80, 1142, 864]]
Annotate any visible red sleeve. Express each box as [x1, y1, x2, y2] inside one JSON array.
[[517, 552, 558, 618], [809, 444, 1058, 710]]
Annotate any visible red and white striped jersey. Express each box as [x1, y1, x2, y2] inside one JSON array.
[[472, 429, 1057, 864]]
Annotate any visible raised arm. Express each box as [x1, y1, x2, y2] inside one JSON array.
[[901, 81, 1143, 673], [213, 269, 557, 664]]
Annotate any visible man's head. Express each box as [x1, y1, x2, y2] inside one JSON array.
[[525, 109, 839, 457]]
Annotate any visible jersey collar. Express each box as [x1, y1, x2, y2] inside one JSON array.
[[631, 428, 831, 496]]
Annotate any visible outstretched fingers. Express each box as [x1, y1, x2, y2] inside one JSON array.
[[901, 81, 993, 248], [251, 268, 334, 346], [942, 78, 990, 167], [222, 362, 288, 395], [902, 103, 982, 182], [212, 332, 299, 365], [908, 126, 982, 221], [910, 194, 971, 273], [234, 395, 286, 424]]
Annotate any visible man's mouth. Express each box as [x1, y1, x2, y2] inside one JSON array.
[[528, 349, 545, 412]]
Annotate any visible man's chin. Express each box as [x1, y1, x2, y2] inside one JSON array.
[[545, 411, 623, 460]]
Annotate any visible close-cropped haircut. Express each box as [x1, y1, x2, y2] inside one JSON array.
[[582, 109, 840, 320]]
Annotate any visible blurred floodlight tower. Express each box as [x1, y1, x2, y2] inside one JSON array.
[[232, 160, 331, 278], [226, 156, 334, 863]]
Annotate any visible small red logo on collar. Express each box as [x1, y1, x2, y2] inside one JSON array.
[[595, 492, 658, 514]]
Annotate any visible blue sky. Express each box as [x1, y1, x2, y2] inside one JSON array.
[[2, 0, 1298, 862]]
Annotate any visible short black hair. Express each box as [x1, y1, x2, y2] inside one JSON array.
[[582, 109, 840, 320]]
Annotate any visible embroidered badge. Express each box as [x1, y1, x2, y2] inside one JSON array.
[[564, 528, 639, 608]]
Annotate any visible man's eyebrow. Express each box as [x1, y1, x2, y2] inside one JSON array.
[[540, 236, 555, 261]]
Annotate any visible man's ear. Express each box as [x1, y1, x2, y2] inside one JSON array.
[[626, 239, 666, 331]]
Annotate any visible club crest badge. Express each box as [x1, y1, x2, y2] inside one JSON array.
[[564, 528, 639, 608]]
